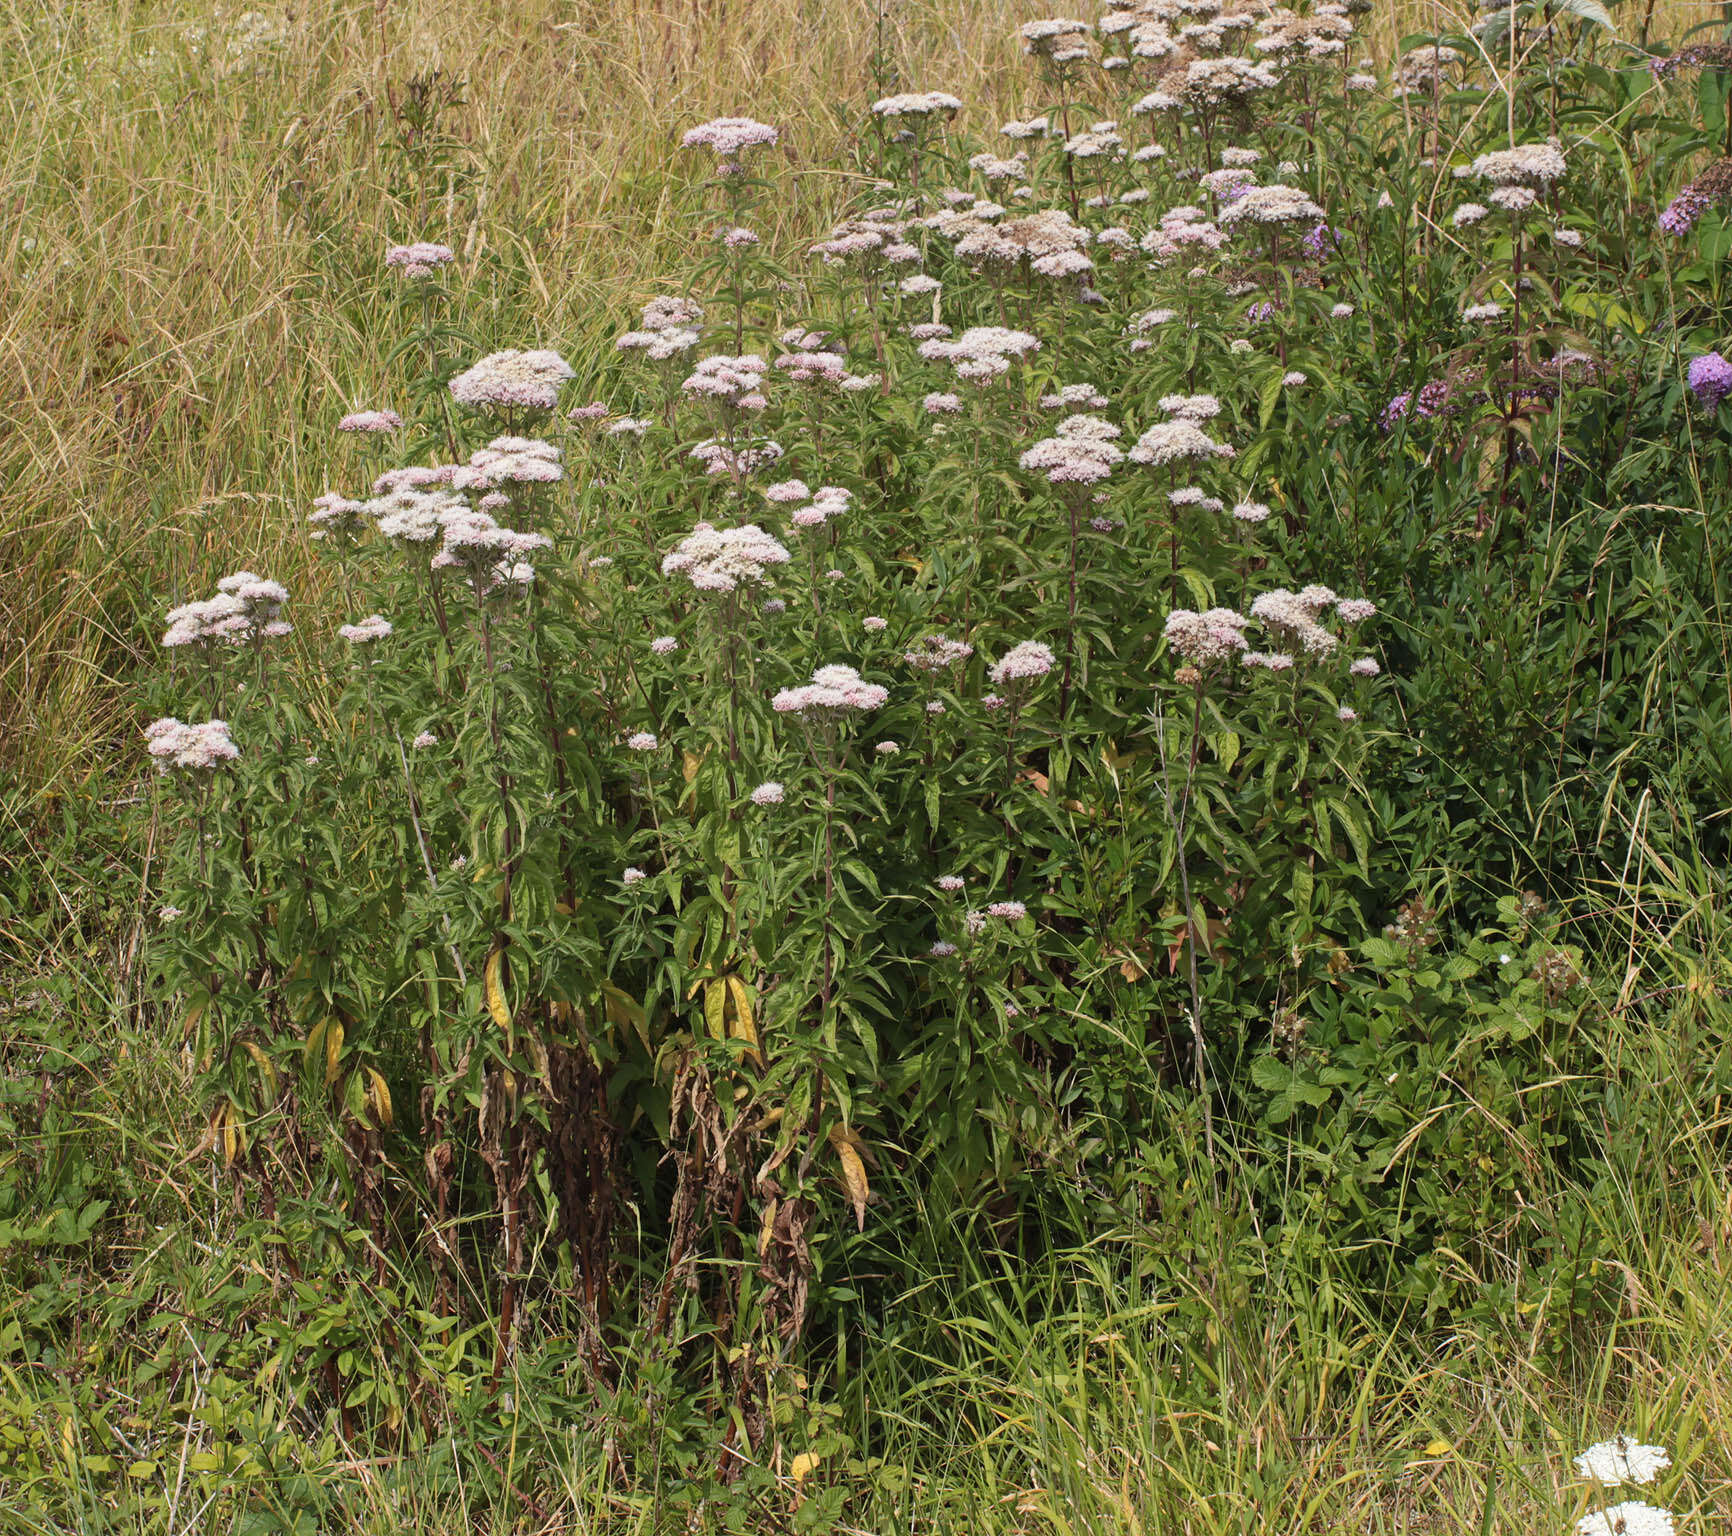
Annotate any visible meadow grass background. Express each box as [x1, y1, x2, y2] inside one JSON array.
[[5, 0, 1732, 1530]]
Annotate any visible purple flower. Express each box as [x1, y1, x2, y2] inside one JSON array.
[[1687, 351, 1732, 411], [1416, 380, 1451, 418], [1380, 392, 1413, 431], [1660, 185, 1711, 236]]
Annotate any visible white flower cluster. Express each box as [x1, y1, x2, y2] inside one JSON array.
[[661, 521, 791, 592], [162, 572, 291, 648], [338, 613, 393, 645], [969, 150, 1028, 180], [1041, 382, 1110, 410], [308, 492, 367, 540], [1020, 17, 1091, 61], [1020, 414, 1124, 484], [448, 349, 574, 412], [432, 508, 552, 588], [1471, 142, 1567, 187], [145, 716, 239, 771], [689, 438, 783, 477], [617, 296, 704, 359], [1129, 419, 1232, 466], [905, 634, 975, 672], [1248, 585, 1353, 657], [1140, 205, 1229, 261], [1574, 1439, 1671, 1489], [917, 325, 1041, 383], [1572, 1434, 1674, 1536], [871, 91, 962, 119], [1164, 607, 1250, 666], [787, 486, 853, 529], [989, 641, 1056, 685], [680, 116, 779, 156], [370, 486, 467, 544], [772, 664, 890, 714], [1178, 56, 1284, 106], [1217, 184, 1325, 226], [1065, 126, 1124, 161], [681, 353, 768, 408], [385, 241, 455, 277], [774, 336, 878, 390], [452, 437, 562, 491]]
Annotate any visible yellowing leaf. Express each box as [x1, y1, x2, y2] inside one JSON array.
[[365, 1067, 394, 1129], [324, 1017, 345, 1088], [726, 975, 761, 1064], [790, 1451, 821, 1484], [484, 945, 511, 1029], [704, 978, 727, 1041], [241, 1041, 278, 1099], [601, 981, 650, 1050], [829, 1129, 869, 1231]]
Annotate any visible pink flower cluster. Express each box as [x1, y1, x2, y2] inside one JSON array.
[[661, 522, 791, 592], [448, 349, 574, 413], [989, 641, 1056, 685], [145, 717, 240, 771], [1164, 608, 1250, 666], [1020, 414, 1124, 484], [680, 117, 780, 157], [338, 409, 402, 433], [451, 437, 563, 490], [772, 664, 890, 715], [682, 353, 768, 407], [385, 241, 455, 277], [162, 573, 291, 648]]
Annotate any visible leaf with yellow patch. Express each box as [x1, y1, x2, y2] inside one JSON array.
[[241, 1041, 278, 1100], [324, 1017, 345, 1087], [828, 1127, 870, 1231], [365, 1067, 393, 1129], [726, 975, 761, 1064], [601, 981, 650, 1050], [484, 945, 511, 1029], [704, 978, 727, 1040], [302, 1017, 327, 1072]]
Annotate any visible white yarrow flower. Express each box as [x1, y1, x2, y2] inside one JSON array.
[[1574, 1440, 1671, 1488]]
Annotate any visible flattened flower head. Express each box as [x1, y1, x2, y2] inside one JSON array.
[[989, 641, 1056, 685]]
